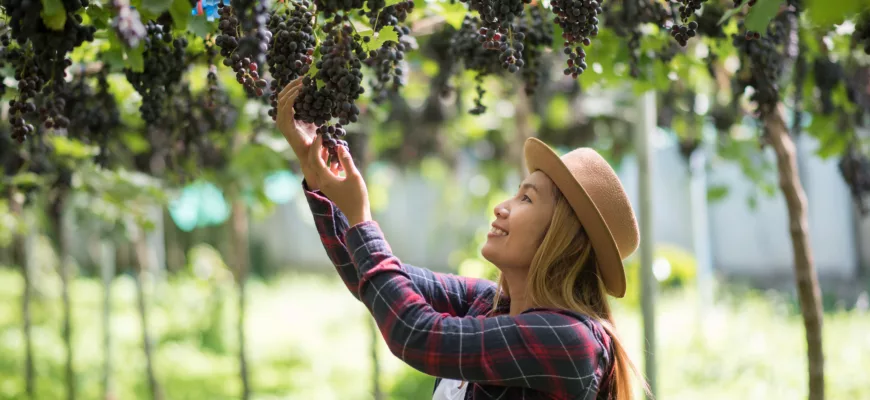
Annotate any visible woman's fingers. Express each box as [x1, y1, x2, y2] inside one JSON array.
[[279, 78, 301, 100], [336, 145, 359, 178], [279, 78, 304, 103], [310, 135, 328, 173]]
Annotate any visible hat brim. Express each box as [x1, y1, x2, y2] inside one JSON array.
[[523, 137, 627, 298]]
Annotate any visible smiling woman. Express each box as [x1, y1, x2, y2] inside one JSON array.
[[276, 78, 646, 400]]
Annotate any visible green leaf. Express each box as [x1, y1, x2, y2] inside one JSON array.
[[189, 16, 218, 39], [40, 0, 67, 31], [86, 4, 111, 30], [718, 0, 749, 25], [359, 26, 401, 52], [745, 0, 785, 33], [142, 0, 174, 15], [707, 185, 730, 203], [433, 1, 469, 29], [127, 43, 145, 73], [169, 0, 191, 31], [48, 136, 98, 159], [104, 30, 127, 70], [10, 173, 43, 188], [805, 0, 870, 26], [229, 144, 287, 184], [806, 114, 850, 159]]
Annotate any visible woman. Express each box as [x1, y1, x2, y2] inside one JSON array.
[[276, 78, 646, 400]]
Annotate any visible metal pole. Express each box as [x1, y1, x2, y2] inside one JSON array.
[[635, 90, 657, 400]]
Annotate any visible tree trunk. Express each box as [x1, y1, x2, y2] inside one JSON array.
[[229, 199, 251, 400], [16, 201, 35, 399], [133, 234, 163, 400], [52, 193, 75, 400], [101, 240, 116, 400], [764, 105, 824, 400]]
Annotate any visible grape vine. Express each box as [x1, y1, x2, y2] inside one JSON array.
[[552, 0, 601, 79], [266, 1, 317, 119], [216, 2, 269, 97], [839, 145, 870, 215], [125, 21, 189, 125], [2, 0, 95, 142]]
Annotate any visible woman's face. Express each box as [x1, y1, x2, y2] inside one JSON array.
[[481, 171, 558, 273]]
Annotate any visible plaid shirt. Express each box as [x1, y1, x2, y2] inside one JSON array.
[[303, 182, 614, 399]]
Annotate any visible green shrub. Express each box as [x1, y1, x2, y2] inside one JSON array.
[[617, 243, 697, 309]]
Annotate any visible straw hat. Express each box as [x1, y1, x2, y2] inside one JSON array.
[[523, 137, 639, 298]]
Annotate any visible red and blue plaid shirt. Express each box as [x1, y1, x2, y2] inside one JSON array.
[[303, 182, 615, 399]]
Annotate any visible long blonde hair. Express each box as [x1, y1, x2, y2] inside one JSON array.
[[491, 189, 648, 400]]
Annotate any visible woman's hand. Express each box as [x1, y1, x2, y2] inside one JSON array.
[[276, 78, 336, 191], [309, 137, 372, 227]]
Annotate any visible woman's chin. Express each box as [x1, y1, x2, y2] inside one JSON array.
[[480, 242, 497, 264]]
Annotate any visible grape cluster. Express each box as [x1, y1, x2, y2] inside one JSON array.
[[670, 21, 698, 46], [366, 0, 415, 30], [2, 0, 95, 141], [112, 0, 147, 48], [7, 52, 40, 143], [853, 12, 870, 54], [696, 5, 726, 38], [602, 0, 671, 77], [812, 57, 843, 115], [361, 0, 416, 103], [515, 4, 553, 94], [315, 0, 365, 18], [732, 17, 788, 114], [364, 40, 408, 104], [450, 16, 501, 113], [228, 0, 271, 67], [294, 29, 364, 125], [63, 69, 121, 168], [216, 1, 270, 97], [125, 21, 189, 124], [551, 0, 601, 78], [839, 146, 870, 215], [293, 17, 366, 159], [669, 0, 705, 46], [266, 2, 317, 119]]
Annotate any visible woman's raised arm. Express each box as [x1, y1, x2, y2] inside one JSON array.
[[302, 179, 497, 317]]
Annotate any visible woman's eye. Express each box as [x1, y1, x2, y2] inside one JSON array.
[[522, 195, 531, 202]]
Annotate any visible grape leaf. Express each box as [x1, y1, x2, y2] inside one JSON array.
[[142, 0, 174, 15], [744, 0, 785, 33], [189, 16, 217, 38], [86, 4, 111, 30], [359, 26, 400, 52], [40, 0, 67, 30], [707, 185, 730, 203], [49, 136, 98, 159], [805, 0, 870, 26], [127, 43, 145, 72], [104, 30, 127, 70], [169, 0, 191, 31], [434, 1, 468, 29], [717, 0, 749, 25], [10, 173, 44, 188]]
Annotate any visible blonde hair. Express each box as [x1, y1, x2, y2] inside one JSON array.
[[491, 189, 648, 400]]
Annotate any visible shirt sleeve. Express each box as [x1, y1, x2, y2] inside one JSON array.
[[346, 220, 609, 396], [302, 180, 496, 317]]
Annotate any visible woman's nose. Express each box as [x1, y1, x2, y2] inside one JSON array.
[[494, 204, 509, 219]]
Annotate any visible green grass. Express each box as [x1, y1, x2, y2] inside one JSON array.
[[0, 268, 868, 400]]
